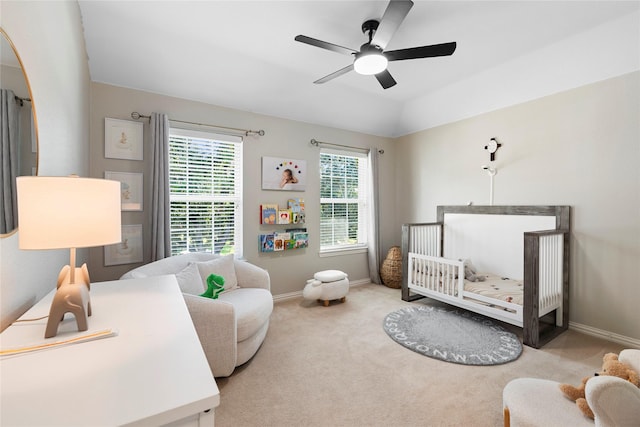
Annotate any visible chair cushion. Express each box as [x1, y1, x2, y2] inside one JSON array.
[[175, 262, 206, 295], [218, 288, 273, 342], [503, 378, 593, 427], [314, 270, 348, 282], [196, 255, 238, 293]]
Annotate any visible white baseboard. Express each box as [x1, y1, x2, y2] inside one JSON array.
[[273, 278, 371, 303], [569, 321, 640, 349]]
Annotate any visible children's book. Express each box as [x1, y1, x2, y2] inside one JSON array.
[[274, 236, 285, 251], [259, 234, 275, 252], [278, 209, 291, 224], [293, 232, 308, 248], [261, 204, 278, 225]]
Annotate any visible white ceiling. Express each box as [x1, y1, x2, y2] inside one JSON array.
[[78, 1, 640, 137]]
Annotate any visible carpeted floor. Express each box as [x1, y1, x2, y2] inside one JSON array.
[[214, 284, 624, 427]]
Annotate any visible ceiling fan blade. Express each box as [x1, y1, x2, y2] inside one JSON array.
[[314, 64, 355, 84], [375, 69, 397, 89], [386, 42, 457, 61], [371, 0, 414, 50], [294, 35, 357, 56]]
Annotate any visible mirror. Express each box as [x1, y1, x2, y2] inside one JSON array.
[[0, 28, 38, 237]]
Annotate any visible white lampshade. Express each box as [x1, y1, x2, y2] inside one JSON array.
[[353, 52, 388, 75], [17, 176, 122, 250]]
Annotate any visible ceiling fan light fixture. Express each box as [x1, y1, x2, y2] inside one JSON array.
[[354, 51, 388, 75]]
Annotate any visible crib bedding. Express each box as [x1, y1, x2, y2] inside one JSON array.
[[409, 268, 523, 307], [464, 274, 524, 306]]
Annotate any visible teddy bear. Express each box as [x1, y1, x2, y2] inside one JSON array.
[[559, 352, 640, 419], [461, 259, 486, 282]]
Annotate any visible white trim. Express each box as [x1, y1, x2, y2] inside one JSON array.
[[273, 278, 371, 303], [320, 147, 368, 158], [569, 321, 640, 349], [169, 126, 243, 143], [319, 246, 367, 258]]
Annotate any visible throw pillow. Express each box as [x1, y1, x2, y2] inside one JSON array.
[[196, 255, 238, 293], [175, 262, 206, 295]]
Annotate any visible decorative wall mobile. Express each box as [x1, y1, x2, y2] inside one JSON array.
[[484, 137, 502, 161]]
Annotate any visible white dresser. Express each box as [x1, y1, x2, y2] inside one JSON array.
[[0, 275, 220, 426]]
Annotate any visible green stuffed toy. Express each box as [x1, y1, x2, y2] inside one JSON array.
[[200, 274, 225, 299]]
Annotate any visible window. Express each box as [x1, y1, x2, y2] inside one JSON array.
[[169, 128, 243, 257], [319, 149, 369, 252]]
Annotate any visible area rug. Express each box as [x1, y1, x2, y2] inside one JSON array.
[[383, 305, 522, 366]]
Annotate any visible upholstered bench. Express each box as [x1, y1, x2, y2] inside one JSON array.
[[302, 270, 349, 306]]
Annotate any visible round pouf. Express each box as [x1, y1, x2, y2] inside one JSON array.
[[380, 246, 402, 288], [303, 270, 349, 306]]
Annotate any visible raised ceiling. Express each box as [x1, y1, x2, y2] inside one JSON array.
[[78, 1, 639, 137]]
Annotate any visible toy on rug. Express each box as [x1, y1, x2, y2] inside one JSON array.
[[200, 274, 225, 299], [559, 352, 640, 419], [462, 259, 486, 282]]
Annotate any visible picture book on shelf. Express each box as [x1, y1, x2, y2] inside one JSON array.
[[274, 235, 285, 251], [260, 204, 278, 225], [287, 198, 305, 213], [293, 231, 308, 249], [259, 234, 275, 252], [278, 209, 291, 224]]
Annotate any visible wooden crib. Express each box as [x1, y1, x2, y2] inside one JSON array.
[[401, 206, 571, 348]]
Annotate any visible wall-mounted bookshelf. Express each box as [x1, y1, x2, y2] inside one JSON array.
[[259, 198, 307, 252]]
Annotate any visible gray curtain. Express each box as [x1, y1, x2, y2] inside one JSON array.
[[0, 89, 19, 234], [150, 112, 170, 260], [367, 148, 382, 284]]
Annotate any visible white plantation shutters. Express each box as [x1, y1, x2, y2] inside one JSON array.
[[319, 149, 369, 251], [169, 128, 243, 256]]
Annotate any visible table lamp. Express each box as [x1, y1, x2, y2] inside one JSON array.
[[16, 176, 121, 338]]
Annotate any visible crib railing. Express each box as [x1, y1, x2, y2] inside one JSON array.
[[408, 253, 462, 299], [401, 222, 443, 301]]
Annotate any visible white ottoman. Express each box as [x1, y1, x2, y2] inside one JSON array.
[[303, 270, 349, 306]]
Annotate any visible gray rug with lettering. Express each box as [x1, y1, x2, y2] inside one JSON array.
[[383, 305, 522, 365]]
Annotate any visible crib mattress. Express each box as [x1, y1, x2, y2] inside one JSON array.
[[465, 274, 523, 306]]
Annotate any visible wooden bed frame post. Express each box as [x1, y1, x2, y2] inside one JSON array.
[[523, 233, 540, 348]]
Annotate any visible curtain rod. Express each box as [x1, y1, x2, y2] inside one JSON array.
[[131, 112, 265, 137], [310, 138, 384, 154]]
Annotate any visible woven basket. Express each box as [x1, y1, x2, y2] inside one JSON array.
[[380, 246, 402, 288]]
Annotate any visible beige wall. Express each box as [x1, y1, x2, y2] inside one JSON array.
[[394, 71, 640, 342], [88, 83, 397, 296], [0, 1, 91, 330]]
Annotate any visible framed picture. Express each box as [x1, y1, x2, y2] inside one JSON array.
[[105, 171, 143, 211], [105, 224, 143, 266], [262, 156, 307, 191], [104, 118, 143, 160]]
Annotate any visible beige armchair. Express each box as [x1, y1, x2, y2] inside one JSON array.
[[503, 349, 640, 427], [121, 253, 273, 377]]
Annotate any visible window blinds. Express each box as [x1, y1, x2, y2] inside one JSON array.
[[319, 150, 368, 250], [169, 128, 243, 256]]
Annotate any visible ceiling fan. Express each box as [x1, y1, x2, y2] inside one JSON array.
[[294, 0, 456, 89]]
